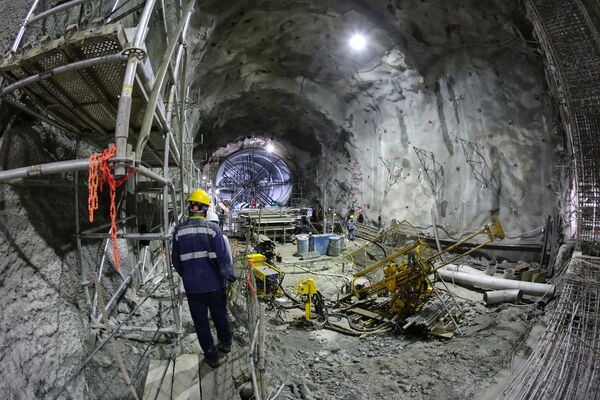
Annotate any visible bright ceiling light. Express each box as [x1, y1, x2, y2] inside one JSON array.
[[349, 33, 367, 51], [266, 143, 275, 152]]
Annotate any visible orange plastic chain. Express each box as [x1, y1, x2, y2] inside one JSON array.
[[88, 145, 136, 269]]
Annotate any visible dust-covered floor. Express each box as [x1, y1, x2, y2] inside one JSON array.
[[250, 241, 546, 400]]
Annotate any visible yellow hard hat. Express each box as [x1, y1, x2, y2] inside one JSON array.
[[187, 189, 210, 205], [350, 215, 354, 219]]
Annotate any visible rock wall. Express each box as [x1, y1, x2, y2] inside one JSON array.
[[190, 0, 559, 237], [0, 132, 87, 398]]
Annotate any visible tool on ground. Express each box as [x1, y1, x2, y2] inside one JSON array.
[[247, 254, 282, 296], [293, 278, 318, 320]]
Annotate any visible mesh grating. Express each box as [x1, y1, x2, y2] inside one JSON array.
[[528, 0, 600, 243], [0, 23, 165, 164], [499, 256, 600, 399]]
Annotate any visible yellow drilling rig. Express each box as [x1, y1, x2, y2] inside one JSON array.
[[350, 218, 505, 319]]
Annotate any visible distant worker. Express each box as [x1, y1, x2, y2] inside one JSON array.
[[346, 215, 356, 241], [357, 208, 364, 224], [218, 209, 226, 230], [207, 210, 233, 265], [172, 189, 236, 368]]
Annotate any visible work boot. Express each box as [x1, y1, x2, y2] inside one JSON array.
[[218, 343, 231, 354], [205, 355, 220, 368]]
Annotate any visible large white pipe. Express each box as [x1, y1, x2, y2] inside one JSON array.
[[438, 269, 555, 297], [484, 289, 523, 305], [442, 264, 487, 275]]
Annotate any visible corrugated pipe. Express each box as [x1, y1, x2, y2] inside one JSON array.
[[484, 289, 523, 305], [438, 269, 555, 297]]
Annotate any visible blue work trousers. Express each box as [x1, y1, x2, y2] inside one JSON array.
[[186, 288, 232, 359], [348, 228, 356, 241]]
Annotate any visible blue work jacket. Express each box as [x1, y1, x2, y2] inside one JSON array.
[[172, 216, 235, 293]]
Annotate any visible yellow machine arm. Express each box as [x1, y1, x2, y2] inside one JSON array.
[[351, 218, 505, 318]]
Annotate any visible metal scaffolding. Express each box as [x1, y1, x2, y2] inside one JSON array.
[[526, 0, 600, 244], [0, 0, 200, 397], [498, 255, 600, 400]]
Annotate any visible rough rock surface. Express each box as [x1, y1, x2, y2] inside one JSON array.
[[190, 0, 559, 236], [263, 242, 545, 400], [265, 304, 543, 400]]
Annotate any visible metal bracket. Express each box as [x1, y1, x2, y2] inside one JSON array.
[[122, 47, 145, 60]]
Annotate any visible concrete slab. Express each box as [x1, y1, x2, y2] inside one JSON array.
[[144, 347, 249, 400], [143, 359, 174, 400], [172, 354, 200, 400]]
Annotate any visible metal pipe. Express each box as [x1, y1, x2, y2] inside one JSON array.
[[74, 170, 92, 308], [425, 226, 487, 263], [91, 239, 110, 319], [136, 165, 169, 184], [162, 82, 182, 165], [249, 321, 261, 400], [132, 60, 170, 132], [93, 323, 176, 333], [96, 259, 142, 323], [114, 0, 157, 176], [110, 0, 123, 13], [52, 280, 166, 400], [81, 215, 136, 234], [134, 0, 195, 163], [168, 129, 181, 166], [177, 47, 188, 211], [257, 303, 267, 399], [483, 289, 523, 305], [1, 53, 128, 96], [0, 158, 89, 182], [442, 264, 487, 275], [432, 238, 494, 272], [28, 0, 95, 24], [437, 269, 555, 297], [161, 126, 182, 333], [11, 0, 41, 52]]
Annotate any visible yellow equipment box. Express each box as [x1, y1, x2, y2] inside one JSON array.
[[247, 254, 282, 295]]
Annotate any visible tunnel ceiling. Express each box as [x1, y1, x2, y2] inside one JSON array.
[[196, 89, 346, 159], [189, 0, 539, 154]]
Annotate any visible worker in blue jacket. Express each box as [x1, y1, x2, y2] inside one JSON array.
[[172, 189, 236, 368]]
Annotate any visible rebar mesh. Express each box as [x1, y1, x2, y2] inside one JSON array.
[[527, 0, 600, 243], [498, 256, 600, 400]]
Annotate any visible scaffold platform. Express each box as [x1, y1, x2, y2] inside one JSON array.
[[0, 22, 168, 166]]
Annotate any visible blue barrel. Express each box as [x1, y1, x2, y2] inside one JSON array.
[[296, 235, 309, 255], [327, 235, 343, 256], [310, 234, 334, 255]]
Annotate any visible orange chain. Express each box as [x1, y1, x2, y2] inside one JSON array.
[[88, 145, 136, 269]]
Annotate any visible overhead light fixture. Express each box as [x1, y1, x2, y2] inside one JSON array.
[[349, 33, 367, 51]]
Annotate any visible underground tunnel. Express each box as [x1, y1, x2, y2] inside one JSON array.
[[0, 0, 598, 399]]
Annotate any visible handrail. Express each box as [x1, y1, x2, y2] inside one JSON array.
[[1, 53, 128, 97]]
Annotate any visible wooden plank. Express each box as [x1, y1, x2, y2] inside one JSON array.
[[349, 307, 390, 322]]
